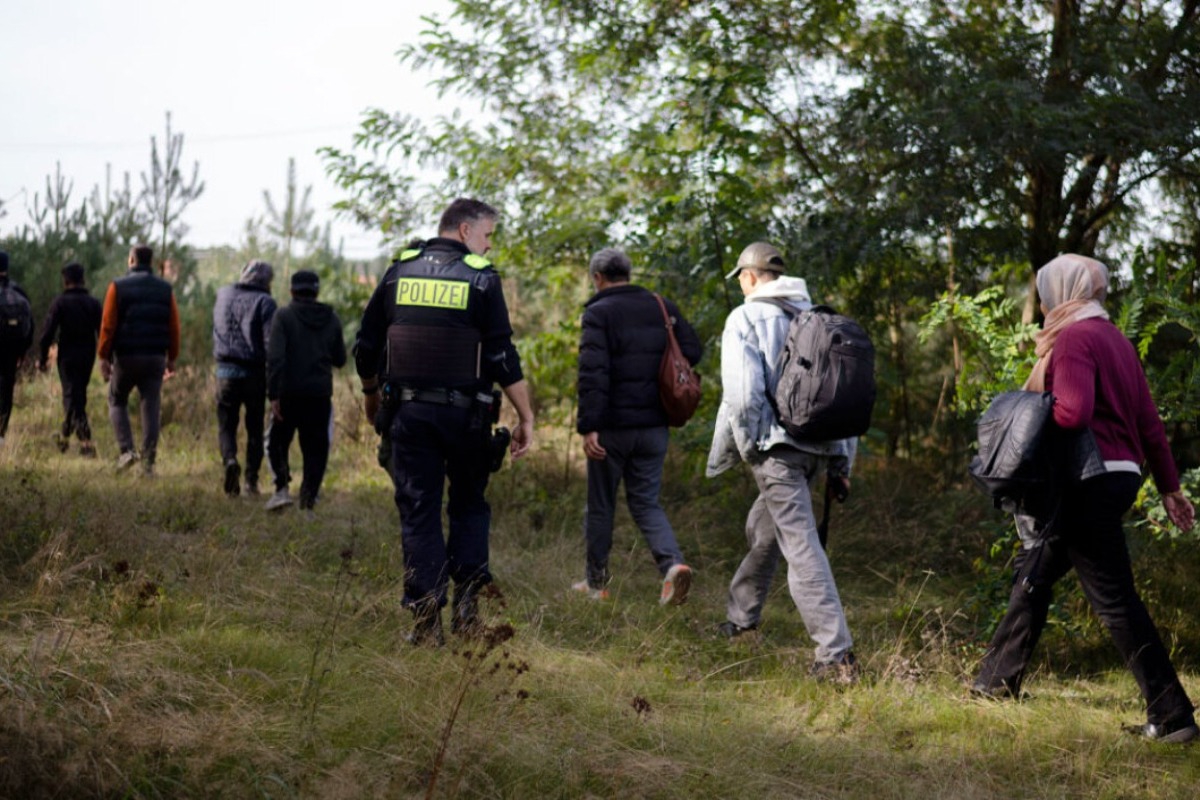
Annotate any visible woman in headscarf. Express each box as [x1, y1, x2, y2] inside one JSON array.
[[972, 254, 1197, 743]]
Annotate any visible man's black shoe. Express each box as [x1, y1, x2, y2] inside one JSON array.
[[451, 593, 483, 638], [1125, 718, 1200, 744], [405, 611, 445, 648], [717, 621, 758, 640], [969, 680, 1020, 701], [224, 461, 241, 497]]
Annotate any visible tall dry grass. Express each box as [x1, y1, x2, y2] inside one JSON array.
[[2, 367, 1200, 798]]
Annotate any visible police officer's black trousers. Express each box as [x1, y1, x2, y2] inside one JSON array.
[[389, 400, 492, 610], [975, 472, 1194, 726], [57, 347, 96, 442]]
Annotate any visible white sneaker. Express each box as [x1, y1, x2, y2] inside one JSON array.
[[264, 489, 293, 512], [571, 580, 610, 601], [660, 564, 693, 606], [116, 450, 140, 471]]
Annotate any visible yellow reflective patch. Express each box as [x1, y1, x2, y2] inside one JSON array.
[[463, 254, 491, 270], [398, 248, 422, 261], [395, 277, 470, 309]]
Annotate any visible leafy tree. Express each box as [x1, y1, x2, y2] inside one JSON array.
[[326, 0, 1200, 460]]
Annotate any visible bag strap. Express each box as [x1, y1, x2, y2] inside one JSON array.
[[817, 478, 833, 550], [653, 293, 672, 328]]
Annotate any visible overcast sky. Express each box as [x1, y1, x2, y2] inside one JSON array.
[[0, 0, 456, 259]]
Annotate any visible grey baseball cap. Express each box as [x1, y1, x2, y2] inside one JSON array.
[[726, 241, 786, 279]]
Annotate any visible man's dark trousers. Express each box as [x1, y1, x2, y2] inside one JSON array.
[[267, 395, 331, 508], [0, 350, 18, 437], [389, 400, 492, 611], [58, 345, 96, 441], [217, 369, 266, 485], [108, 353, 166, 462]]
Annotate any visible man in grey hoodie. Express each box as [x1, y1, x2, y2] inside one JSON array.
[[265, 270, 346, 512], [706, 242, 860, 684]]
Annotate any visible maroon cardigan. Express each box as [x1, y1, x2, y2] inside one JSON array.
[[1046, 317, 1179, 494]]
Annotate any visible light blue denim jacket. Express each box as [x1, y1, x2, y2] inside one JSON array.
[[706, 275, 856, 477]]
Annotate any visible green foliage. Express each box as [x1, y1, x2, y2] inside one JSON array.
[[918, 284, 1039, 414]]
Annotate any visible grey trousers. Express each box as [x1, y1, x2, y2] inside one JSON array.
[[727, 447, 853, 663], [583, 426, 685, 588], [108, 353, 166, 463]]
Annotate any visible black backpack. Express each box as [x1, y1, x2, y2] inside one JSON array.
[[765, 300, 876, 441], [0, 284, 32, 346]]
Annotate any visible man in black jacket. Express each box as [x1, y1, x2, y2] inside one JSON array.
[[212, 260, 277, 496], [265, 270, 346, 512], [38, 262, 103, 456], [575, 248, 703, 605], [0, 250, 34, 444]]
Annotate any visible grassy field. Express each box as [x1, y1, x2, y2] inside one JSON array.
[[2, 367, 1200, 798]]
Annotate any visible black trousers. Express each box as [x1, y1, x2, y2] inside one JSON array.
[[58, 348, 96, 442], [389, 400, 492, 611], [0, 350, 17, 437], [267, 395, 331, 508], [975, 472, 1194, 726], [216, 371, 266, 483]]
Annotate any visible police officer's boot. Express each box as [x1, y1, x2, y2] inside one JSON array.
[[405, 602, 445, 648], [451, 589, 483, 639]]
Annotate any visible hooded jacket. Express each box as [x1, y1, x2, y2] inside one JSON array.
[[267, 298, 347, 399], [706, 275, 855, 477], [213, 282, 277, 367]]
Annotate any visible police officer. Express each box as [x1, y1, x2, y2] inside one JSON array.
[[356, 198, 534, 646]]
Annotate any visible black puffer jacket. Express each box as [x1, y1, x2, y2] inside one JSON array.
[[577, 283, 702, 433], [267, 298, 347, 399]]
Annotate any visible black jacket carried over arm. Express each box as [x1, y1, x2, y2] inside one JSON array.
[[354, 237, 524, 391], [39, 287, 103, 365], [576, 283, 702, 433]]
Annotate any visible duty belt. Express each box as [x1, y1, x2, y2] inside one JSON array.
[[399, 387, 492, 409]]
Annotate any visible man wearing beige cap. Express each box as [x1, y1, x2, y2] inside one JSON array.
[[706, 242, 860, 683]]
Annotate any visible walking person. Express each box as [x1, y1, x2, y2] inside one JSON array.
[[37, 262, 103, 457], [574, 247, 702, 604], [707, 242, 860, 684], [354, 198, 534, 645], [264, 270, 346, 512], [97, 244, 180, 475], [971, 254, 1198, 743], [0, 250, 34, 445], [213, 260, 277, 496]]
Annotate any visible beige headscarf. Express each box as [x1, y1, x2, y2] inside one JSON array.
[[1023, 254, 1110, 392]]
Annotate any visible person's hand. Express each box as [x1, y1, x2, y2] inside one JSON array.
[[364, 392, 380, 425], [100, 360, 112, 381], [828, 475, 851, 503], [164, 359, 176, 380], [270, 399, 283, 422], [582, 431, 607, 461], [1164, 491, 1195, 532], [510, 418, 534, 460]]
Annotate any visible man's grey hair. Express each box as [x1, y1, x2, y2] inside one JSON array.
[[588, 248, 632, 280]]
